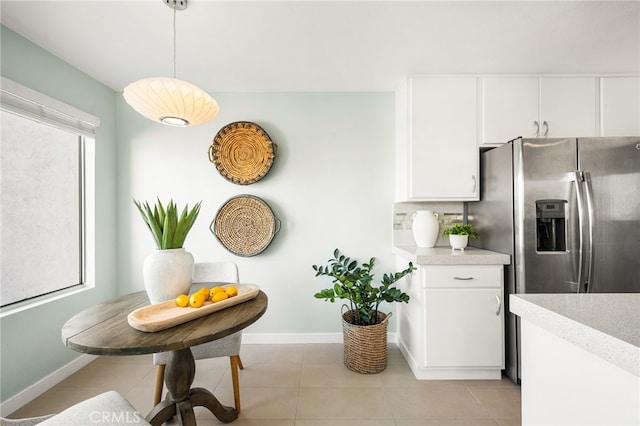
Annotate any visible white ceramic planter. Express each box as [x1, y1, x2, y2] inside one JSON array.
[[412, 210, 439, 248], [449, 235, 469, 251], [143, 248, 194, 304]]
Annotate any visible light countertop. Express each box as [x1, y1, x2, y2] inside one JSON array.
[[510, 293, 640, 376], [393, 245, 510, 265]]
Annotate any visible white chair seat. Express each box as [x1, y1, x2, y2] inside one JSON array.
[[153, 332, 241, 364], [1, 391, 150, 426]]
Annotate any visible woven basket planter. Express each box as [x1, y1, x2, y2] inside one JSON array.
[[341, 309, 390, 374]]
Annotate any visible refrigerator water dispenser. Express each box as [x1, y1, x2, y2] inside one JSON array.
[[536, 200, 567, 252]]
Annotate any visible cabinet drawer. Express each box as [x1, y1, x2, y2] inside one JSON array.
[[422, 265, 501, 288]]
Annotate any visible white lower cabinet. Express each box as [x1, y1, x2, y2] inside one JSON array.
[[398, 264, 505, 380]]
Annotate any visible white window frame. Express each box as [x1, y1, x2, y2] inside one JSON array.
[[0, 77, 100, 317]]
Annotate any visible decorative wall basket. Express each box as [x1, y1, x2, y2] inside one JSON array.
[[208, 121, 278, 185], [211, 195, 281, 257]]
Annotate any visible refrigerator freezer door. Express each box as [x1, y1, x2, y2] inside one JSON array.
[[516, 138, 581, 293], [578, 137, 640, 293]]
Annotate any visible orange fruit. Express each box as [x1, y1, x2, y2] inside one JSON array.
[[189, 292, 206, 308], [197, 287, 211, 301], [211, 291, 229, 303], [225, 286, 238, 297], [175, 294, 189, 307]]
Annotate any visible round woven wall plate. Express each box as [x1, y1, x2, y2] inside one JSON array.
[[208, 121, 277, 185], [211, 195, 281, 257]]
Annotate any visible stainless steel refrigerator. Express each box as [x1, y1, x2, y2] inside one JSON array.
[[468, 137, 640, 383]]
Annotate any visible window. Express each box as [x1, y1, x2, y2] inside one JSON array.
[[0, 77, 99, 309]]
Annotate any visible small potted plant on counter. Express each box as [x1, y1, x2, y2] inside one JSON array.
[[312, 249, 415, 374], [442, 223, 479, 251]]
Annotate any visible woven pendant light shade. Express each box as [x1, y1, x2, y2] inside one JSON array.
[[123, 77, 219, 127]]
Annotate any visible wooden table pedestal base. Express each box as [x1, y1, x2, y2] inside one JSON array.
[[146, 348, 238, 425]]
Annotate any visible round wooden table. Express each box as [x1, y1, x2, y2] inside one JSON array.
[[61, 289, 268, 425]]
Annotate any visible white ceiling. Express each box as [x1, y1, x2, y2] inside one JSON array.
[[2, 1, 639, 93]]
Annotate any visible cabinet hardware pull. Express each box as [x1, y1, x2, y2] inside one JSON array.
[[471, 175, 477, 193], [533, 121, 540, 137], [495, 295, 502, 316], [542, 120, 549, 137], [453, 276, 474, 280]]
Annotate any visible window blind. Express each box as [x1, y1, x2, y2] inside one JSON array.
[[0, 76, 100, 137]]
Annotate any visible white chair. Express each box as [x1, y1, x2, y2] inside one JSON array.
[[1, 391, 151, 425], [152, 261, 244, 411]]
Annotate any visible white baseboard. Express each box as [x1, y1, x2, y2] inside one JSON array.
[[242, 332, 397, 345], [0, 353, 97, 417], [1, 333, 398, 415]]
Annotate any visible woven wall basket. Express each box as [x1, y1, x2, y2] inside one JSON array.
[[341, 309, 390, 374], [211, 195, 281, 257], [208, 121, 278, 185]]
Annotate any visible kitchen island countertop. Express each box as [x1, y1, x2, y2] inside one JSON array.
[[510, 293, 640, 376], [393, 245, 510, 265]]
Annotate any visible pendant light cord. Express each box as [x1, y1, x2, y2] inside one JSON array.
[[172, 3, 177, 79]]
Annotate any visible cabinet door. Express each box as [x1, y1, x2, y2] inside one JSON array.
[[409, 77, 478, 200], [540, 77, 597, 137], [600, 77, 640, 136], [425, 288, 503, 368], [482, 77, 539, 144]]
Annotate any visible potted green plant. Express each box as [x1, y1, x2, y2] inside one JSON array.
[[312, 248, 415, 373], [442, 223, 479, 251], [134, 198, 202, 303]]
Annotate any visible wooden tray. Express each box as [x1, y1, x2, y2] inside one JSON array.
[[127, 284, 260, 332]]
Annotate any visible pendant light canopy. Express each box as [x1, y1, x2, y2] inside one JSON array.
[[123, 0, 219, 127]]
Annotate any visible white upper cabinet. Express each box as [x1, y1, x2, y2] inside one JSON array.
[[481, 76, 597, 145], [407, 76, 479, 201], [540, 77, 597, 138], [600, 76, 640, 136], [482, 77, 539, 143]]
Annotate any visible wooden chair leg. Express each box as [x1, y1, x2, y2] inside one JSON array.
[[237, 355, 244, 370], [153, 364, 166, 406], [230, 355, 241, 413]]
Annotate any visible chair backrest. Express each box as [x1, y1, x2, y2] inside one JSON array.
[[193, 261, 239, 284]]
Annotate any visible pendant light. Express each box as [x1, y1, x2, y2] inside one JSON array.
[[123, 0, 219, 127]]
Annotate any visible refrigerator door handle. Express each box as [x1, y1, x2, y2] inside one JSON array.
[[582, 171, 595, 293], [571, 171, 586, 293]]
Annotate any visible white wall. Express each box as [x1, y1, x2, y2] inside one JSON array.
[[116, 92, 405, 335]]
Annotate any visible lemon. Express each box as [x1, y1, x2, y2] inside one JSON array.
[[225, 286, 238, 297], [175, 294, 189, 307], [197, 287, 210, 301], [210, 286, 225, 299], [189, 292, 206, 308], [211, 291, 229, 303]]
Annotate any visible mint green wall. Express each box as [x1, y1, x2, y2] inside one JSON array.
[[116, 91, 397, 335], [0, 26, 118, 402]]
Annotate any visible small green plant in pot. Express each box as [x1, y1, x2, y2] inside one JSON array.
[[312, 248, 416, 326], [312, 248, 415, 373], [134, 198, 202, 304], [442, 223, 479, 251]]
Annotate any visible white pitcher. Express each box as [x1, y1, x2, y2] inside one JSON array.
[[412, 210, 439, 248]]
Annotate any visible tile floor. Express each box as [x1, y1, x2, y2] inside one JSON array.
[[9, 343, 521, 426]]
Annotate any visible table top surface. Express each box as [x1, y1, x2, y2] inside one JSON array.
[[61, 289, 268, 356]]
